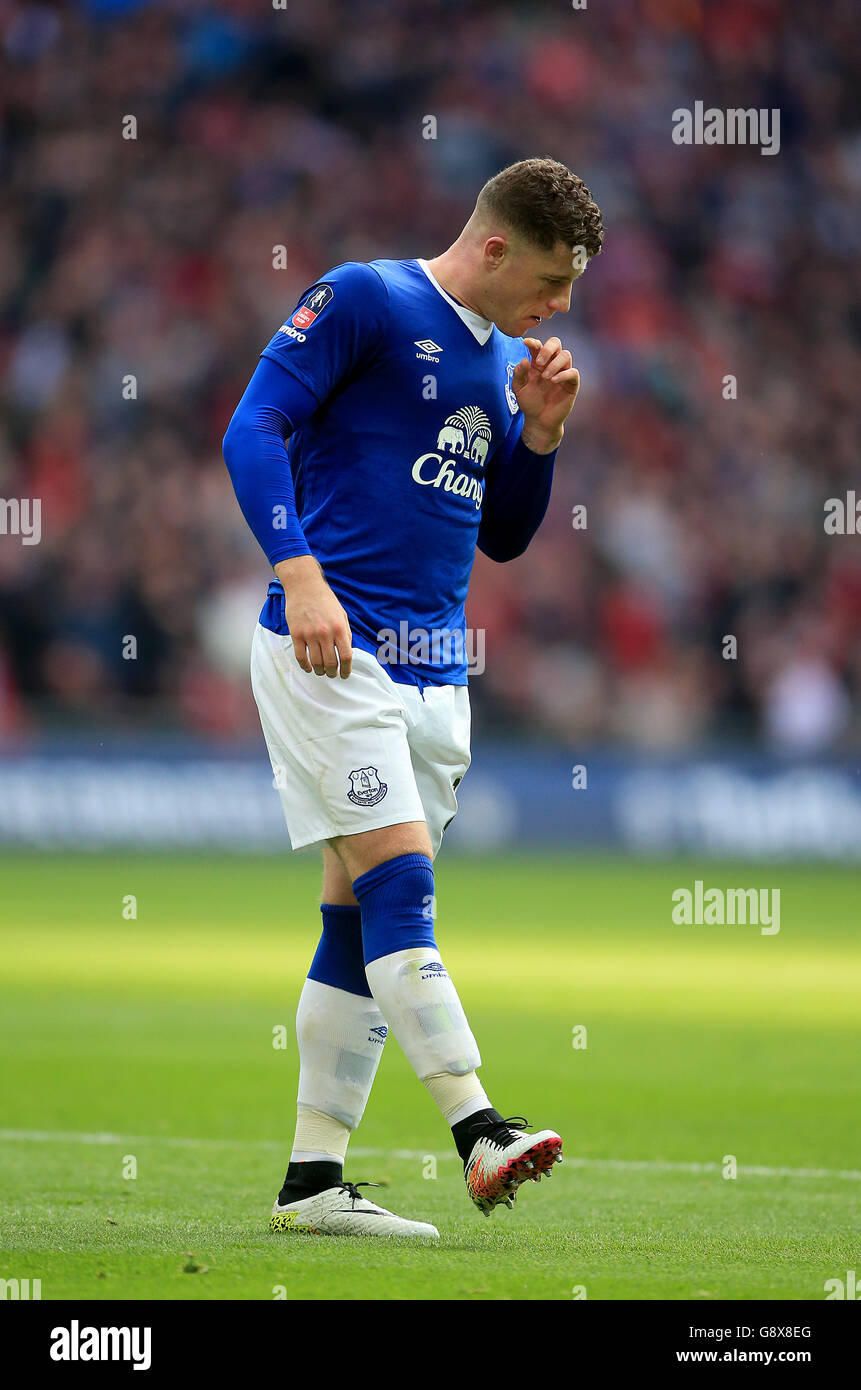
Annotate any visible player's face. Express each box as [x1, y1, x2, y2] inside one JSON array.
[[484, 239, 585, 336]]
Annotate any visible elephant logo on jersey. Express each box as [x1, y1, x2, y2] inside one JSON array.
[[347, 766, 388, 807], [291, 283, 333, 330], [436, 423, 466, 455], [436, 406, 492, 463], [505, 363, 519, 414], [413, 406, 492, 510]]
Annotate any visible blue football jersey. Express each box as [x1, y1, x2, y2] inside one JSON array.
[[258, 258, 529, 685]]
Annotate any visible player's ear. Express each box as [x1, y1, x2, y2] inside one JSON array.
[[483, 235, 508, 270]]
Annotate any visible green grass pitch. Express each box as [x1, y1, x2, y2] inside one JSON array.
[[1, 851, 858, 1301]]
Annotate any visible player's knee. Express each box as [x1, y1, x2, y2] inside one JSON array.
[[352, 852, 437, 966], [320, 847, 359, 907], [330, 821, 433, 879]]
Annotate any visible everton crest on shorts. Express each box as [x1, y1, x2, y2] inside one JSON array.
[[347, 766, 388, 807]]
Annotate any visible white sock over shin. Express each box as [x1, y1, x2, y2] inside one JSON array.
[[364, 947, 482, 1093], [291, 977, 388, 1159]]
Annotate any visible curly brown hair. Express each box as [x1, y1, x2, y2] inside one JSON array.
[[475, 157, 604, 259]]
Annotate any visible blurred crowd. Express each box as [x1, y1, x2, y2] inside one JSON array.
[[1, 0, 859, 750]]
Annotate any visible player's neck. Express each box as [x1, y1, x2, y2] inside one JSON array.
[[424, 252, 488, 320]]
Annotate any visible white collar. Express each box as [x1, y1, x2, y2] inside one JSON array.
[[417, 258, 494, 345]]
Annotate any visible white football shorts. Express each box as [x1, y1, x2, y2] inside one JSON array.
[[250, 623, 471, 856]]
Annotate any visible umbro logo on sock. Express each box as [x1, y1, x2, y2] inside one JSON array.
[[419, 961, 449, 979], [368, 1025, 388, 1045]]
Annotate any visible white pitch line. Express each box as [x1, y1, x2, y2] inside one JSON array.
[[1, 1129, 859, 1181]]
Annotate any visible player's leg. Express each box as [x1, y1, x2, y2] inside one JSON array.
[[270, 842, 438, 1237], [330, 818, 492, 1131], [348, 681, 562, 1216], [251, 624, 556, 1223], [251, 626, 441, 1234], [274, 848, 386, 1207], [331, 816, 560, 1216]]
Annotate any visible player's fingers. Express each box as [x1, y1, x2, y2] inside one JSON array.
[[547, 362, 577, 384], [542, 349, 572, 378], [335, 625, 353, 679], [533, 336, 562, 368], [549, 366, 580, 392], [305, 638, 326, 676], [319, 633, 341, 678], [512, 357, 531, 387], [293, 640, 313, 674]]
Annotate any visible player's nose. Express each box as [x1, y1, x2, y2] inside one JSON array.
[[546, 289, 572, 314]]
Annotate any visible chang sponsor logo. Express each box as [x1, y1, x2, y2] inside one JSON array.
[[411, 405, 492, 510]]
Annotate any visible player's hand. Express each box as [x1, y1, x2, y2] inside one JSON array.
[[274, 556, 353, 678], [512, 337, 580, 453]]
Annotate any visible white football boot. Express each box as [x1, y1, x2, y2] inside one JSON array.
[[269, 1181, 439, 1239], [464, 1115, 563, 1216]]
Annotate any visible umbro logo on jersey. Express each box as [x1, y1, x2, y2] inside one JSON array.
[[415, 338, 443, 362]]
